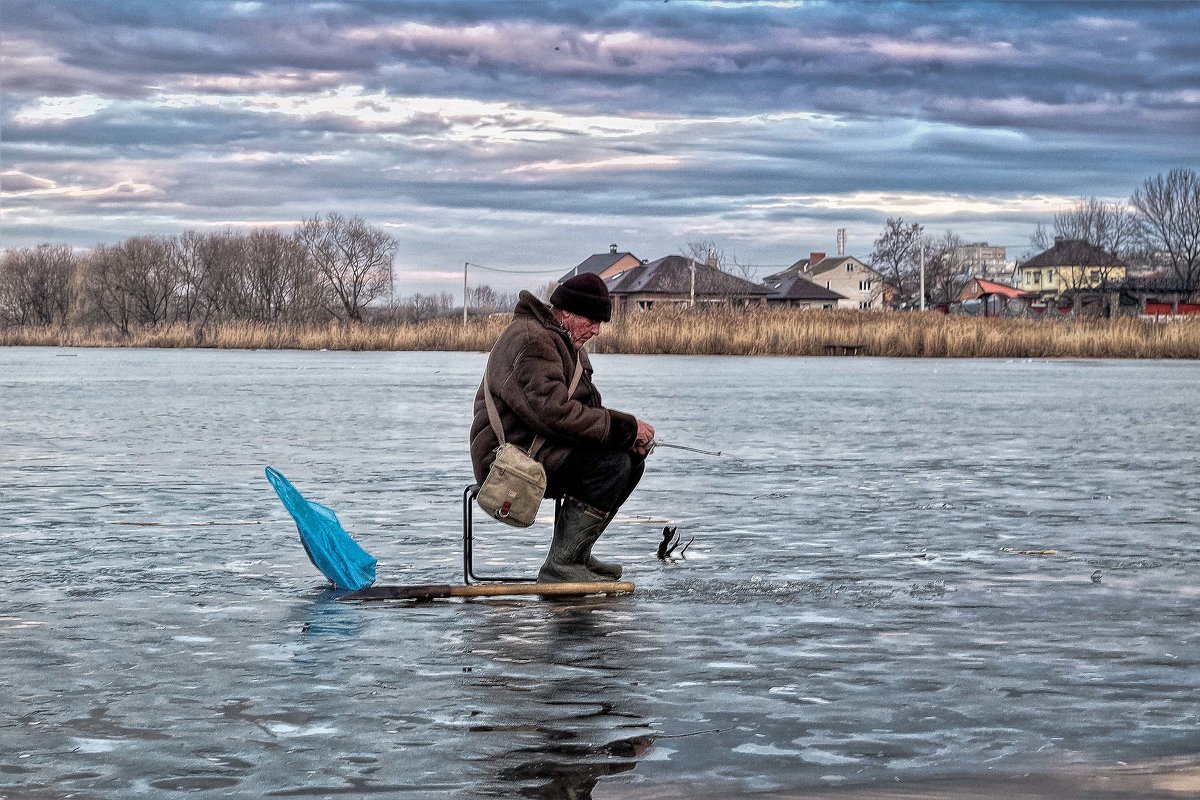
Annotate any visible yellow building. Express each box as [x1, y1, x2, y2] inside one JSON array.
[[1017, 238, 1127, 297]]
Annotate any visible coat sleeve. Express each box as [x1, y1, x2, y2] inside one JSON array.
[[499, 338, 638, 451]]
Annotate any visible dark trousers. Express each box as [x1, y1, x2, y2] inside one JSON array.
[[546, 448, 645, 513]]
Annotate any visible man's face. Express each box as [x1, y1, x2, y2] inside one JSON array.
[[558, 310, 602, 349]]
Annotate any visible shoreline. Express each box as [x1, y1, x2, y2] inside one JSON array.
[[2, 311, 1200, 358]]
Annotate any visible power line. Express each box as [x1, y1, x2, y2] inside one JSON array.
[[465, 260, 562, 275]]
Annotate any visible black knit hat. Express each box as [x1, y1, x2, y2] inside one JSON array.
[[550, 273, 612, 322]]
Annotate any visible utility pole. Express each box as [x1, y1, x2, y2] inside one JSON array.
[[690, 259, 696, 308], [463, 261, 468, 325], [919, 239, 926, 312]]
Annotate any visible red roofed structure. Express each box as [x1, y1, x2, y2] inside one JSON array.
[[960, 278, 1034, 317]]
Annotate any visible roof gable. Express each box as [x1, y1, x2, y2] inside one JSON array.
[[607, 255, 770, 296], [766, 255, 873, 282], [560, 251, 638, 282], [808, 256, 865, 276], [1020, 239, 1126, 269], [765, 276, 845, 301]]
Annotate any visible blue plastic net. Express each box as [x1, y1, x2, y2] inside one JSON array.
[[265, 467, 377, 590]]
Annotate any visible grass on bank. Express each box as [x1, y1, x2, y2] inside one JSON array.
[[2, 309, 1199, 359]]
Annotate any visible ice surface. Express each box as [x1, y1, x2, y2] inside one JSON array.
[[1, 347, 1198, 798]]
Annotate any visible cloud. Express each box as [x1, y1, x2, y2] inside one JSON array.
[[0, 170, 58, 192], [506, 154, 682, 174], [1, 1, 1196, 295]]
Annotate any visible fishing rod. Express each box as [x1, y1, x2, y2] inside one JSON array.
[[646, 439, 723, 457]]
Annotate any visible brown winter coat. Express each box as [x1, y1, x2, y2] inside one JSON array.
[[469, 291, 638, 484]]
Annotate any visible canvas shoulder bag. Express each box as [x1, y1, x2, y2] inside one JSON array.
[[476, 358, 583, 527]]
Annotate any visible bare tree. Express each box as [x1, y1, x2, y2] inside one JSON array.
[[294, 213, 396, 321], [79, 236, 180, 331], [179, 231, 245, 324], [1021, 221, 1053, 263], [399, 292, 454, 322], [869, 218, 923, 307], [79, 245, 133, 333], [0, 245, 78, 325], [467, 283, 501, 313], [1131, 167, 1200, 291], [923, 231, 972, 306], [244, 230, 324, 322], [1053, 197, 1143, 261], [681, 239, 753, 279], [173, 230, 224, 324]]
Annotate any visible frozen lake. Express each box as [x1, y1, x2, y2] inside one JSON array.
[[2, 347, 1198, 798]]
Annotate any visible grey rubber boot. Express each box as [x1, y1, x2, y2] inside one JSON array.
[[582, 513, 622, 580], [537, 497, 616, 583]]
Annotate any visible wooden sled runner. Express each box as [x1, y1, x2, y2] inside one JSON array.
[[340, 580, 635, 602]]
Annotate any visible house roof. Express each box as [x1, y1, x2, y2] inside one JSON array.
[[765, 275, 846, 302], [1020, 239, 1127, 269], [559, 251, 637, 282], [807, 256, 862, 276], [606, 255, 770, 297], [963, 278, 1029, 300], [762, 255, 867, 282]]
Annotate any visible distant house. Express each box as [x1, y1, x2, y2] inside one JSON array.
[[763, 252, 884, 309], [605, 255, 769, 313], [1017, 238, 1127, 298], [763, 275, 845, 309], [959, 277, 1034, 317], [559, 244, 643, 283]]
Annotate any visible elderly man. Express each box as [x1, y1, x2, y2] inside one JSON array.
[[470, 273, 654, 582]]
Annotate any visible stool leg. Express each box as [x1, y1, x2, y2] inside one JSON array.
[[463, 484, 532, 584], [463, 485, 475, 584]]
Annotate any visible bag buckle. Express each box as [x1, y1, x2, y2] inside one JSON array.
[[499, 501, 512, 518]]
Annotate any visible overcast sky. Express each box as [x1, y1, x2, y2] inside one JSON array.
[[2, 1, 1198, 294]]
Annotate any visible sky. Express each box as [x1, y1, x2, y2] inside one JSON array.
[[2, 1, 1198, 295]]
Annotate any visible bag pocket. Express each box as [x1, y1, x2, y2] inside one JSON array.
[[477, 444, 547, 528]]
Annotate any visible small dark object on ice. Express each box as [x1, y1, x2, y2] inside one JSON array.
[[657, 526, 694, 560], [1091, 570, 1103, 583], [657, 526, 677, 558]]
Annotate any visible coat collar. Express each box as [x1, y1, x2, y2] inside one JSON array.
[[515, 290, 573, 347]]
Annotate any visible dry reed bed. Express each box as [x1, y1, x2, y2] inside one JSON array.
[[2, 311, 1198, 358]]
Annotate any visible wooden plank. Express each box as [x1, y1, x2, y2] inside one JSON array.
[[339, 581, 635, 602]]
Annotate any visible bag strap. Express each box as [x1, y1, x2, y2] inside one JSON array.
[[484, 356, 584, 458]]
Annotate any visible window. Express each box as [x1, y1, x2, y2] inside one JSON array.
[[847, 263, 854, 271], [1089, 270, 1100, 282], [859, 280, 872, 291], [858, 300, 870, 309]]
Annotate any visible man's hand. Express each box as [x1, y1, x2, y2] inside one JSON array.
[[633, 419, 656, 457]]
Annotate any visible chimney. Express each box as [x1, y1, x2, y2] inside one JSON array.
[[809, 251, 826, 267], [1053, 236, 1065, 245], [610, 243, 618, 253]]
